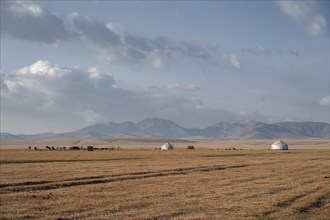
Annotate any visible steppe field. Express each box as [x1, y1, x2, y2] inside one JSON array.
[[0, 139, 329, 219]]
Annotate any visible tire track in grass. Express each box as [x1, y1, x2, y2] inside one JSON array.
[[294, 191, 330, 214], [0, 166, 228, 189], [0, 164, 247, 194], [0, 157, 145, 165], [252, 186, 325, 218]]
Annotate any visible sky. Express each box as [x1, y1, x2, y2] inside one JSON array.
[[1, 0, 329, 134]]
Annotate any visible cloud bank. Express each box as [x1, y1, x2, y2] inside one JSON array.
[[69, 12, 220, 69], [1, 1, 70, 44], [275, 1, 327, 36], [1, 60, 247, 133], [1, 1, 233, 70]]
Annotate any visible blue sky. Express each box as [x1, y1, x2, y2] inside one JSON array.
[[1, 0, 329, 134]]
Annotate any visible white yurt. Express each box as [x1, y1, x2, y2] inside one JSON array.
[[271, 140, 288, 150], [161, 143, 174, 150]]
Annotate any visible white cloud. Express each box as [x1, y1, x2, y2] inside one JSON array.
[[275, 1, 327, 36], [106, 22, 126, 43], [1, 1, 69, 44], [229, 54, 240, 69], [3, 60, 115, 109], [276, 1, 306, 21], [9, 1, 43, 17], [308, 15, 326, 36], [18, 60, 72, 77], [319, 96, 330, 106], [256, 45, 271, 55], [88, 67, 102, 79], [223, 53, 240, 69]]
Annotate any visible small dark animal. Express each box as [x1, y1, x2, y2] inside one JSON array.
[[71, 146, 80, 150]]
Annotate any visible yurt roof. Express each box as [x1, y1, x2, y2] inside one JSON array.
[[161, 143, 173, 147], [271, 140, 288, 147]]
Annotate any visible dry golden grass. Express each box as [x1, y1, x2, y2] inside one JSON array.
[[0, 139, 329, 219]]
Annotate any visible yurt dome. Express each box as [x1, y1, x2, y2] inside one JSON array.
[[161, 143, 174, 150], [271, 140, 288, 150]]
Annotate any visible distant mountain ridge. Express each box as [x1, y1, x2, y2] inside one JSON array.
[[1, 118, 329, 140]]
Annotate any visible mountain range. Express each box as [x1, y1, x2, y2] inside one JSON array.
[[1, 118, 329, 140]]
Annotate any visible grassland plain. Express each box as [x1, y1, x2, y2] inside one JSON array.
[[0, 139, 329, 219]]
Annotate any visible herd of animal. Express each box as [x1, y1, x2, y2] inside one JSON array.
[[28, 146, 122, 151]]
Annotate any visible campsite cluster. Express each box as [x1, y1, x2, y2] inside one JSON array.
[[27, 143, 187, 151], [28, 146, 122, 151], [27, 140, 289, 151]]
